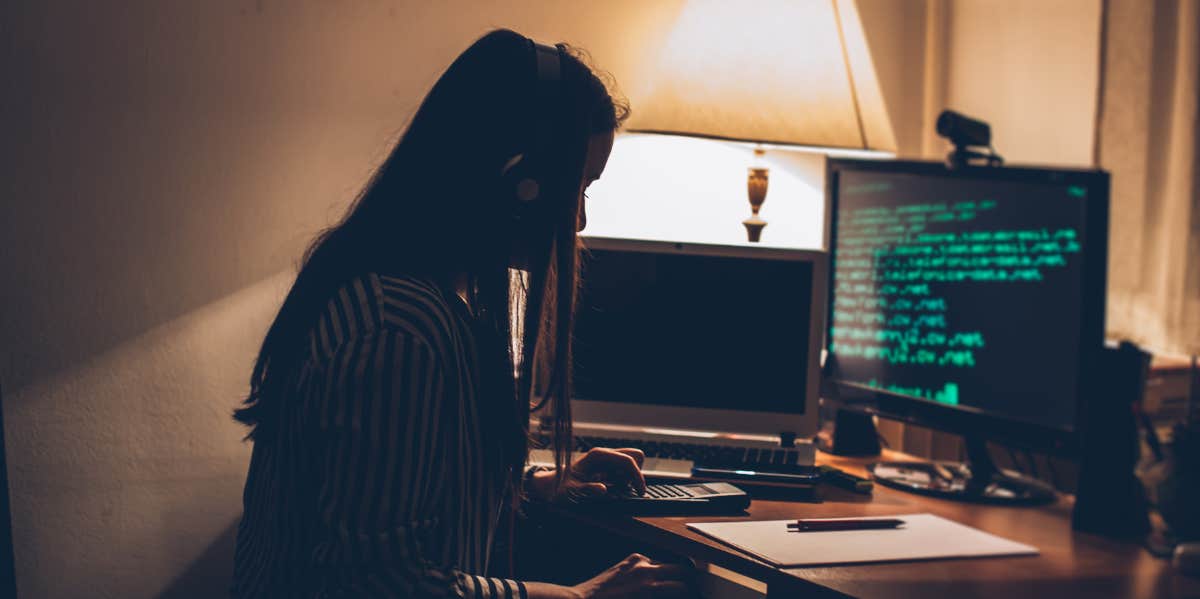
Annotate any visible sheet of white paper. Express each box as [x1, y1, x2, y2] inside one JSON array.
[[686, 513, 1038, 568]]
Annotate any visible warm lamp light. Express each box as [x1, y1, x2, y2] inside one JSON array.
[[624, 0, 896, 242]]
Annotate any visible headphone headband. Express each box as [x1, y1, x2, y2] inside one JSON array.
[[504, 38, 566, 262], [532, 42, 561, 84], [512, 40, 561, 204]]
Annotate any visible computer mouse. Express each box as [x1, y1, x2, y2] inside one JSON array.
[[1175, 542, 1200, 577]]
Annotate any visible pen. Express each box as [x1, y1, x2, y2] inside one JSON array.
[[787, 518, 904, 532]]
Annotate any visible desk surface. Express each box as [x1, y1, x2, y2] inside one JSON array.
[[556, 451, 1200, 598]]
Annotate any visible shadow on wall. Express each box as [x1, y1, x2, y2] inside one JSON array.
[[0, 0, 691, 396], [5, 271, 291, 598], [156, 520, 238, 599]]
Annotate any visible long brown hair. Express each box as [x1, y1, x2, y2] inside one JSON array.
[[234, 29, 627, 494]]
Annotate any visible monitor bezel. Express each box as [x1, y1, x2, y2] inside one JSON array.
[[823, 158, 1110, 456], [570, 235, 828, 440]]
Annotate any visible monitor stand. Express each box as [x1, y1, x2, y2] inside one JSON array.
[[868, 436, 1057, 505]]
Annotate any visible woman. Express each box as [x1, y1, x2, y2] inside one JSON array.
[[231, 29, 692, 598]]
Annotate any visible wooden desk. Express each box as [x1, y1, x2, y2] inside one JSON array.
[[546, 451, 1200, 598]]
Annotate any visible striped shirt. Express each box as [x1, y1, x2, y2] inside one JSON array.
[[232, 273, 527, 598]]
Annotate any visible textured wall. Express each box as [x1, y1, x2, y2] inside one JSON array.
[[5, 273, 290, 598], [0, 0, 688, 397], [855, 0, 929, 158], [0, 2, 686, 596], [942, 0, 1102, 167]]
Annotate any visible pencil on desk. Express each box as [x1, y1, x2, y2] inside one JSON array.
[[787, 518, 904, 532]]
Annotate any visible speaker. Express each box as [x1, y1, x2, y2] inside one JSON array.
[[1072, 341, 1151, 539]]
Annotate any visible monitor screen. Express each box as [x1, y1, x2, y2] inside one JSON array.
[[827, 162, 1106, 435], [574, 245, 814, 415]]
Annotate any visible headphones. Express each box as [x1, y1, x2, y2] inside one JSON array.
[[502, 39, 562, 241]]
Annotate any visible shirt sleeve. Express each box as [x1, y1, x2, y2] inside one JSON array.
[[311, 329, 528, 598]]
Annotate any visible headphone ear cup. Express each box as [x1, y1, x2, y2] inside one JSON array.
[[505, 162, 554, 260], [515, 178, 540, 203], [503, 160, 539, 230], [501, 155, 539, 205]]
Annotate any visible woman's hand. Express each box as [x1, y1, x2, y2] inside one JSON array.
[[571, 553, 694, 598], [569, 447, 647, 496], [527, 447, 647, 502]]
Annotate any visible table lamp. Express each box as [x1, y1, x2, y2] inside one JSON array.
[[624, 0, 895, 242]]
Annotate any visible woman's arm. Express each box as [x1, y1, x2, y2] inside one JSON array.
[[530, 554, 694, 599], [312, 329, 690, 598], [312, 329, 528, 598]]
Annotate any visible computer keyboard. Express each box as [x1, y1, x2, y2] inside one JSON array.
[[528, 431, 815, 480], [567, 481, 752, 516], [574, 435, 806, 468]]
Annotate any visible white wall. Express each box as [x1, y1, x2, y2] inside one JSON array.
[[940, 0, 1103, 166], [582, 134, 828, 249], [5, 273, 291, 598], [855, 0, 930, 158], [0, 2, 687, 597]]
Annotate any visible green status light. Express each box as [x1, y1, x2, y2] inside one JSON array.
[[1067, 185, 1087, 198]]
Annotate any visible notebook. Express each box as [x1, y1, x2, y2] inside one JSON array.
[[686, 513, 1038, 568]]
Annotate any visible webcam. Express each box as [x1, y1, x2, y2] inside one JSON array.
[[936, 109, 1003, 169], [937, 110, 991, 148]]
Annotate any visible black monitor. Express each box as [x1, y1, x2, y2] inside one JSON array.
[[824, 158, 1109, 503], [571, 236, 826, 440]]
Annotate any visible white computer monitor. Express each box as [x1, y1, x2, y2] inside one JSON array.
[[570, 236, 828, 441]]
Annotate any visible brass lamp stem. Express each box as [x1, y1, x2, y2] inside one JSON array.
[[743, 147, 769, 242]]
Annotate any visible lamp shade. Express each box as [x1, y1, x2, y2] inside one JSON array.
[[624, 0, 896, 153]]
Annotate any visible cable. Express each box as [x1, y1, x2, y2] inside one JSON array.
[[1023, 450, 1041, 482], [1046, 456, 1061, 490], [1004, 446, 1023, 475], [986, 145, 1005, 166]]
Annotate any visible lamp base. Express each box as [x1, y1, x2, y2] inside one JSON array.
[[743, 216, 766, 242], [745, 149, 769, 243]]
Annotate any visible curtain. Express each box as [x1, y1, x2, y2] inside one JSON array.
[[1097, 0, 1200, 357]]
